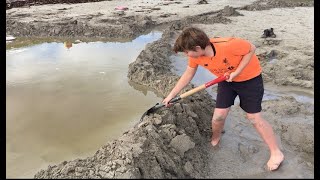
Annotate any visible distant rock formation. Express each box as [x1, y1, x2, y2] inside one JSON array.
[[6, 0, 110, 10]]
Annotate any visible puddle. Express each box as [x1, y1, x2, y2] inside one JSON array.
[[6, 31, 163, 178], [170, 54, 314, 104]]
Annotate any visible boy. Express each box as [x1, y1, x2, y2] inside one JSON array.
[[162, 27, 284, 171]]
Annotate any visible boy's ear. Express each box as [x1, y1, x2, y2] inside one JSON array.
[[195, 46, 202, 50]]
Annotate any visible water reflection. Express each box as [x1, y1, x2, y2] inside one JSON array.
[[128, 80, 149, 96], [64, 41, 73, 49], [6, 31, 162, 178]]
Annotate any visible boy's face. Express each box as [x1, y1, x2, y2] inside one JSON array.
[[184, 46, 204, 58]]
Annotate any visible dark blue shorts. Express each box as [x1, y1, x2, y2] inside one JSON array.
[[215, 74, 264, 113]]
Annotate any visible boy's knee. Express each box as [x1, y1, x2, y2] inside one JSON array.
[[246, 113, 256, 121], [246, 113, 262, 126], [212, 113, 226, 122]]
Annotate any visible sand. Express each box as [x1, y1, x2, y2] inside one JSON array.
[[6, 0, 314, 178]]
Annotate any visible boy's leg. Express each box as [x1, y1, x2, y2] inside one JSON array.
[[246, 112, 284, 171], [213, 80, 237, 147], [211, 107, 230, 146], [235, 74, 283, 170]]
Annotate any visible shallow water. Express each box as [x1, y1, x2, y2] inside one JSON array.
[[170, 54, 314, 104], [6, 32, 163, 178]]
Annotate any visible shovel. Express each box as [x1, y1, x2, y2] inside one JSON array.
[[136, 75, 229, 126]]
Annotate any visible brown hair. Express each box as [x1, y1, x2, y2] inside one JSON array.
[[173, 27, 210, 53]]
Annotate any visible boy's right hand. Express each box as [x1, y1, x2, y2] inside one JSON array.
[[162, 95, 175, 107]]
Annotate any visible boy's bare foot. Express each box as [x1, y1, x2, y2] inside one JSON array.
[[210, 137, 221, 147], [211, 129, 225, 147], [267, 151, 284, 171]]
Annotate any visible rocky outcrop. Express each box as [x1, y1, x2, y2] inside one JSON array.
[[240, 0, 313, 11], [6, 15, 156, 40], [6, 0, 110, 10]]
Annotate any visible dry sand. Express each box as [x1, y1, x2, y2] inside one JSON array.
[[6, 0, 256, 23], [6, 0, 314, 178]]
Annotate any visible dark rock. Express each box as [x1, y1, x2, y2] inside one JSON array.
[[261, 28, 276, 38], [197, 0, 208, 5], [6, 0, 109, 10]]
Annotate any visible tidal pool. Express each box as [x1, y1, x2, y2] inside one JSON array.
[[6, 32, 163, 178]]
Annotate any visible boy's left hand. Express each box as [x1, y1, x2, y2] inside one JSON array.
[[226, 72, 239, 82]]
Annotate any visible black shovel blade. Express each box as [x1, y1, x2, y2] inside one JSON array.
[[139, 103, 164, 122], [136, 96, 182, 127]]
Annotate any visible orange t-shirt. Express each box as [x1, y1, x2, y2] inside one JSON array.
[[188, 37, 262, 82]]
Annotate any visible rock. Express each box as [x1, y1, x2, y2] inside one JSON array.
[[151, 7, 160, 10], [169, 134, 195, 157], [60, 164, 75, 175], [6, 35, 15, 41], [184, 161, 194, 175], [173, 103, 183, 113], [153, 118, 162, 125], [261, 28, 277, 38], [75, 167, 87, 173], [222, 6, 242, 16], [159, 124, 177, 140], [197, 0, 208, 4], [182, 104, 198, 118], [113, 10, 125, 16], [6, 0, 108, 9]]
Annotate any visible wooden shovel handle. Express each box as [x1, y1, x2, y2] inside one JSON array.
[[180, 75, 228, 99]]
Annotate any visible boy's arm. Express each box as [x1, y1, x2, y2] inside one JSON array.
[[227, 43, 256, 82], [163, 66, 197, 106]]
